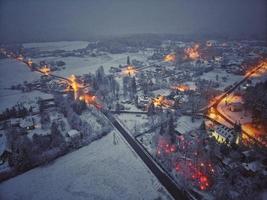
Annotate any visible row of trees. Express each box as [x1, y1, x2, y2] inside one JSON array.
[[243, 80, 267, 130], [0, 104, 33, 121], [123, 76, 137, 99]]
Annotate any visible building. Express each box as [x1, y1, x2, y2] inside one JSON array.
[[19, 117, 35, 130], [137, 96, 150, 108], [210, 124, 241, 145]]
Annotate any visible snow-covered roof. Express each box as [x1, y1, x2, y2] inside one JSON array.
[[20, 117, 34, 128], [67, 129, 80, 138], [214, 125, 235, 141], [242, 161, 262, 172]]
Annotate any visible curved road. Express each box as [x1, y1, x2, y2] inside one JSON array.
[[207, 61, 267, 147]]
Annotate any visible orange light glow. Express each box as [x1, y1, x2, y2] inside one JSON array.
[[152, 96, 165, 107], [242, 123, 267, 147], [245, 61, 267, 77], [27, 59, 33, 67], [66, 75, 84, 100], [171, 84, 190, 92], [17, 55, 24, 61], [79, 94, 102, 109], [164, 53, 176, 62], [185, 44, 200, 60], [152, 95, 173, 108], [122, 65, 137, 76], [39, 65, 51, 75]]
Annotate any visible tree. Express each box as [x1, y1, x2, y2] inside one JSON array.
[[131, 76, 137, 94], [95, 66, 105, 84], [115, 81, 120, 100], [40, 111, 50, 129], [51, 121, 65, 148], [216, 74, 219, 81], [127, 56, 131, 65], [159, 123, 165, 136], [11, 135, 33, 171], [72, 99, 86, 115], [123, 76, 130, 98], [115, 102, 120, 113], [147, 102, 155, 116], [167, 114, 176, 144]]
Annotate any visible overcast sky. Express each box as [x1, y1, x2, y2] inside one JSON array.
[[0, 0, 266, 43]]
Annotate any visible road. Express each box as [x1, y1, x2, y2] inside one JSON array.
[[109, 110, 148, 114], [206, 61, 267, 147], [102, 110, 190, 200]]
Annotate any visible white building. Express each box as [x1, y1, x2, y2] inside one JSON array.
[[210, 125, 239, 145]]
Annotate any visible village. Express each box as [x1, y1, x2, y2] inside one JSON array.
[[0, 38, 267, 199]]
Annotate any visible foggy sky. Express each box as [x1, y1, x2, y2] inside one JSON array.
[[0, 0, 266, 43]]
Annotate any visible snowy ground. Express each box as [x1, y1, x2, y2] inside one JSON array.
[[0, 58, 53, 112], [80, 110, 103, 132], [0, 131, 172, 200], [0, 59, 52, 112], [0, 90, 52, 113], [176, 116, 203, 135], [198, 68, 242, 90], [116, 113, 149, 135], [0, 58, 40, 89], [31, 52, 148, 78], [23, 41, 90, 52], [217, 94, 251, 124], [153, 88, 171, 97]]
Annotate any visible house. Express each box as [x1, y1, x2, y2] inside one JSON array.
[[210, 125, 240, 145], [137, 96, 150, 108], [242, 161, 263, 173], [19, 117, 35, 130]]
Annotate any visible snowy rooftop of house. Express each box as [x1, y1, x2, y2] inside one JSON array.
[[20, 117, 34, 128], [242, 161, 263, 173], [215, 125, 235, 140], [67, 129, 80, 138]]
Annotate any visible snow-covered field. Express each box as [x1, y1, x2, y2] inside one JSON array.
[[32, 51, 148, 77], [25, 41, 149, 78], [116, 113, 149, 135], [0, 58, 53, 112], [176, 116, 203, 135], [198, 69, 242, 90], [0, 90, 52, 112], [0, 58, 40, 89], [0, 132, 171, 200], [23, 41, 90, 51]]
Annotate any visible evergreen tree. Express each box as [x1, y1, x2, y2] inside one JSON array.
[[51, 121, 65, 148], [132, 77, 137, 94], [167, 114, 176, 144], [147, 102, 155, 116], [127, 56, 130, 65], [159, 123, 165, 135]]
